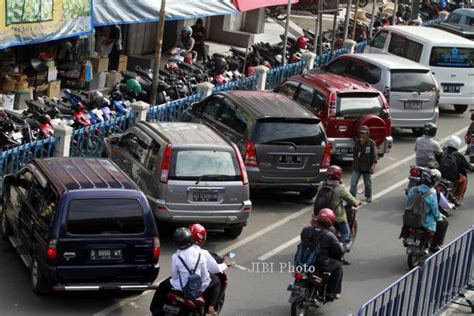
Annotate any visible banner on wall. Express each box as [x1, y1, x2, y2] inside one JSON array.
[[0, 0, 92, 49]]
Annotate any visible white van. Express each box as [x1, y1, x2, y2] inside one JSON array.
[[365, 25, 474, 113]]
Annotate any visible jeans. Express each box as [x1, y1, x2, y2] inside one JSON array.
[[336, 221, 351, 243], [350, 170, 372, 199]]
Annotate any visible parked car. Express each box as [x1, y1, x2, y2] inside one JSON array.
[[1, 158, 160, 294], [432, 8, 474, 40], [319, 53, 439, 136], [275, 72, 393, 159], [106, 121, 251, 238], [365, 25, 474, 113], [181, 91, 330, 199]]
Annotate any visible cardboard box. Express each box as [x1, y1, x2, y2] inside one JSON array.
[[91, 57, 109, 74], [47, 80, 61, 98], [118, 55, 128, 72], [106, 71, 122, 88]]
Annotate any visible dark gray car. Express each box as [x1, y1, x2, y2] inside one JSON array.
[[181, 91, 331, 199], [106, 122, 251, 238]]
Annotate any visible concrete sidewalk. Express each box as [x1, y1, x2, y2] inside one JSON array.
[[438, 290, 474, 315]]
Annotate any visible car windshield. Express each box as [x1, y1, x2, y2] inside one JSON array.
[[253, 119, 325, 146], [67, 199, 145, 235], [429, 47, 474, 68], [171, 150, 239, 180], [390, 70, 437, 92], [337, 94, 383, 118]]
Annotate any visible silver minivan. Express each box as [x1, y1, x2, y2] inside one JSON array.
[[321, 53, 439, 135], [106, 121, 252, 238]]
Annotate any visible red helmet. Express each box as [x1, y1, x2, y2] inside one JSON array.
[[326, 165, 343, 181], [315, 208, 336, 228], [296, 36, 308, 49], [188, 224, 207, 247]]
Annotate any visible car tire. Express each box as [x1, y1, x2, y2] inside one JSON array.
[[300, 188, 318, 200], [1, 210, 11, 241], [224, 227, 243, 239], [31, 258, 50, 295], [454, 105, 468, 114], [412, 128, 424, 137]]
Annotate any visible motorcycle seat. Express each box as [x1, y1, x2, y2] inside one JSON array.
[[167, 291, 206, 309]]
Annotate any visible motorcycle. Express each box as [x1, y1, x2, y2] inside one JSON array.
[[160, 253, 234, 316], [403, 227, 434, 269], [287, 270, 332, 316], [265, 5, 288, 21]]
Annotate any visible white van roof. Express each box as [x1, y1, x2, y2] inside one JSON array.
[[343, 53, 431, 71], [382, 25, 474, 47]]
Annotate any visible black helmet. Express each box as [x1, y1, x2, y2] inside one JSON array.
[[214, 57, 228, 73], [423, 123, 437, 137], [173, 227, 193, 250]]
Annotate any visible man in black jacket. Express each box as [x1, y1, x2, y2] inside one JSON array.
[[303, 208, 346, 299]]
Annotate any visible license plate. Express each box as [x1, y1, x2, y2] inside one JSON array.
[[12, 132, 23, 140], [192, 192, 218, 202], [279, 155, 302, 164], [336, 147, 353, 154], [163, 304, 181, 313], [90, 249, 122, 261], [443, 84, 461, 93], [405, 238, 421, 246], [404, 101, 423, 110], [287, 284, 302, 292]]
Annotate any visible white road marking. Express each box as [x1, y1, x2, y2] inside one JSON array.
[[95, 128, 469, 315], [258, 236, 300, 261]]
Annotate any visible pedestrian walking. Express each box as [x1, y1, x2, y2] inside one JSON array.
[[192, 18, 207, 63], [350, 125, 378, 203]]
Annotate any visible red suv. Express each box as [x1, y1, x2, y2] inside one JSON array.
[[276, 72, 393, 159]]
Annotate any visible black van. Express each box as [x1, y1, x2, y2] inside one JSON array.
[[1, 158, 160, 294]]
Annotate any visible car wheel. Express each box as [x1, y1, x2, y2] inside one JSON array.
[[224, 227, 243, 238], [1, 210, 11, 241], [412, 128, 424, 137], [454, 105, 468, 114], [31, 258, 50, 295], [300, 188, 318, 200]]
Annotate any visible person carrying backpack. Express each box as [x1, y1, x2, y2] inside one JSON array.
[[440, 136, 474, 206], [150, 228, 220, 316], [314, 165, 361, 247], [403, 169, 448, 253], [297, 208, 345, 300]]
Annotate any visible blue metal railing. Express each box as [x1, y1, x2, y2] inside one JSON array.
[[0, 137, 57, 176], [212, 76, 258, 93], [147, 93, 202, 122], [354, 40, 368, 54], [70, 112, 136, 158], [357, 226, 474, 316], [316, 48, 349, 67], [266, 60, 308, 89], [423, 17, 443, 27]]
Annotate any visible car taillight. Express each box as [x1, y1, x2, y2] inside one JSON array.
[[47, 239, 57, 262], [232, 144, 248, 185], [383, 86, 390, 104], [321, 144, 331, 169], [244, 140, 258, 167], [160, 144, 172, 183], [295, 273, 304, 280], [329, 93, 336, 117], [153, 237, 160, 263], [410, 167, 420, 177]]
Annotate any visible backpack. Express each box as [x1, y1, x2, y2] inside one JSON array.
[[438, 153, 459, 182], [403, 187, 432, 228], [178, 253, 202, 300], [294, 227, 323, 267], [313, 184, 336, 214]]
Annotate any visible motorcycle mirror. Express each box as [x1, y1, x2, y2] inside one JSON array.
[[227, 252, 236, 259]]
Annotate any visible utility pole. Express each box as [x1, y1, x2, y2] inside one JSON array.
[[392, 0, 398, 25], [318, 0, 323, 58], [343, 0, 352, 41], [282, 0, 293, 65], [313, 9, 320, 55], [351, 0, 360, 40], [151, 0, 167, 105], [330, 0, 339, 59], [369, 0, 377, 38]]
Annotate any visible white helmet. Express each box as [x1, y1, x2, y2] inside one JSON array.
[[446, 135, 462, 150], [182, 25, 193, 36]]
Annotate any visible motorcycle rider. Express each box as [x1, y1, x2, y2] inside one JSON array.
[[405, 169, 449, 252], [302, 208, 345, 300], [464, 112, 474, 155], [150, 228, 220, 316], [440, 136, 474, 206], [415, 123, 443, 169], [314, 165, 361, 251], [177, 26, 195, 53]]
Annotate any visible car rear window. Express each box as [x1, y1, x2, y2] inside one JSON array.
[[429, 47, 474, 68], [253, 119, 325, 146], [390, 70, 437, 92], [171, 150, 240, 180], [67, 199, 145, 235], [337, 93, 383, 118]]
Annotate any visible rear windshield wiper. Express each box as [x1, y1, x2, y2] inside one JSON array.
[[262, 140, 298, 147], [196, 174, 236, 184]]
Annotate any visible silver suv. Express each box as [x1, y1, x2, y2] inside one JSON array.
[[320, 53, 439, 136], [106, 122, 251, 238]]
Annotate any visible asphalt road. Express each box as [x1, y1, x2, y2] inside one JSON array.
[[1, 105, 472, 316]]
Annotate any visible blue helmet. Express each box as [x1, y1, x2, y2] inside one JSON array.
[[439, 0, 447, 9]]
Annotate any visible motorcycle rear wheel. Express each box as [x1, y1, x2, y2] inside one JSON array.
[[407, 253, 421, 270], [291, 298, 308, 316]]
